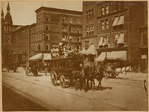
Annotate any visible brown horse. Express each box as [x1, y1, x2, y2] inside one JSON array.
[[84, 63, 105, 91]]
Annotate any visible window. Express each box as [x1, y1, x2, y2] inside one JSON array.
[[106, 20, 109, 29], [77, 18, 81, 24], [77, 29, 80, 33], [86, 31, 89, 36], [101, 21, 105, 30], [114, 34, 119, 46], [104, 36, 109, 46], [115, 2, 118, 11], [101, 7, 105, 15], [86, 9, 94, 19], [86, 25, 94, 36], [51, 14, 59, 22], [69, 18, 72, 23], [46, 34, 50, 40], [46, 44, 49, 50], [37, 45, 41, 50], [63, 17, 66, 23], [92, 30, 94, 35], [105, 5, 109, 14], [46, 15, 49, 22], [85, 41, 89, 49], [45, 25, 48, 31]]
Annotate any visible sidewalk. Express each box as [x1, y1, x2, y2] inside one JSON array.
[[117, 72, 148, 81], [17, 67, 148, 82]]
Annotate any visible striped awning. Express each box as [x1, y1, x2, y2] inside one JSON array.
[[117, 33, 124, 44], [29, 53, 51, 61], [112, 17, 119, 26], [96, 52, 111, 62], [117, 15, 124, 25], [107, 51, 127, 60], [98, 37, 104, 46], [86, 44, 96, 55], [79, 48, 87, 54]]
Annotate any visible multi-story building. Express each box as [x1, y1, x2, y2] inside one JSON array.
[[12, 25, 30, 62], [82, 1, 148, 72], [1, 3, 83, 64], [34, 7, 82, 53]]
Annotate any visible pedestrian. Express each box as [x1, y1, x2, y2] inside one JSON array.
[[33, 62, 38, 77]]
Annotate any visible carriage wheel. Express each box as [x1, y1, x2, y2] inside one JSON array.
[[60, 75, 66, 88], [51, 71, 57, 86]]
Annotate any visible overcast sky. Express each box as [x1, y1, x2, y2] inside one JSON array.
[[1, 1, 82, 25]]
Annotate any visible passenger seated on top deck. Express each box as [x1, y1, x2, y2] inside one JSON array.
[[51, 45, 59, 57]]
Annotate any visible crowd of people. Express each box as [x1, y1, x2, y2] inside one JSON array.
[[50, 43, 79, 58]]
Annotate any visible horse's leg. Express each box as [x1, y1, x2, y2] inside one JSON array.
[[79, 77, 83, 90], [92, 77, 95, 91], [97, 80, 101, 90]]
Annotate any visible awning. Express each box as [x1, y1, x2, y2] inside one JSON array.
[[117, 15, 124, 25], [29, 53, 51, 61], [96, 52, 111, 62], [112, 17, 119, 26], [43, 53, 51, 60], [86, 44, 95, 55], [98, 37, 104, 46], [117, 33, 124, 44], [29, 53, 42, 61], [79, 48, 87, 54], [107, 51, 127, 60]]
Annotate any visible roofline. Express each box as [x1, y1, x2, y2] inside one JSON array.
[[35, 6, 82, 15]]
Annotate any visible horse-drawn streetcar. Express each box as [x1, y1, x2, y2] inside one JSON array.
[[47, 54, 84, 89]]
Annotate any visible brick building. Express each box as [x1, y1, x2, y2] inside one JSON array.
[[1, 3, 82, 64], [82, 1, 148, 72], [34, 7, 82, 53]]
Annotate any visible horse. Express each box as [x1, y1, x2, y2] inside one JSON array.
[[7, 62, 18, 72], [84, 63, 105, 91], [70, 53, 85, 90]]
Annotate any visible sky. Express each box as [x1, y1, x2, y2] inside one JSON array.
[[1, 1, 82, 25]]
